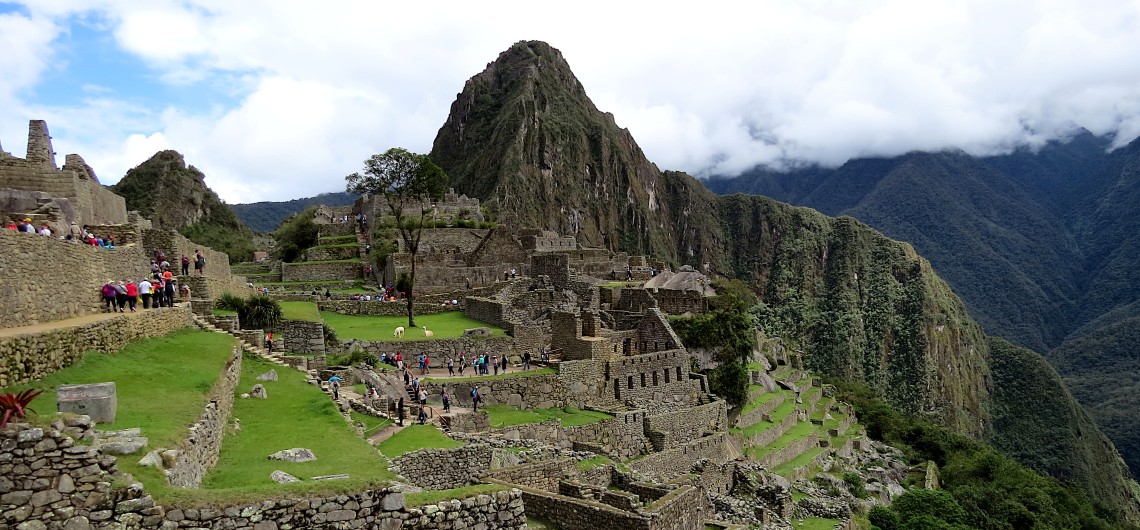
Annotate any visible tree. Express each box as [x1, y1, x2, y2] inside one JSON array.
[[346, 148, 447, 327]]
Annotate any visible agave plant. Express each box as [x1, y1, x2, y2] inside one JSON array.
[[239, 294, 283, 330], [0, 388, 45, 428]]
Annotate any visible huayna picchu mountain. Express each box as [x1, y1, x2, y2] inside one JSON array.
[[431, 40, 1140, 518], [110, 150, 254, 262]]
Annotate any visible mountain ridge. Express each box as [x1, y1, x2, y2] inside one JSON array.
[[427, 40, 1140, 517]]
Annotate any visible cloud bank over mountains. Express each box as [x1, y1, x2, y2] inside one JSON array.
[[2, 0, 1139, 202]]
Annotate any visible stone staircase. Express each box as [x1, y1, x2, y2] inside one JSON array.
[[190, 313, 293, 370]]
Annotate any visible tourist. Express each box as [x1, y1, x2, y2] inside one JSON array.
[[4, 219, 15, 230], [471, 385, 481, 412], [424, 355, 431, 374], [412, 377, 419, 395], [397, 397, 405, 426], [418, 354, 426, 375], [541, 347, 549, 363], [181, 255, 190, 276], [266, 332, 274, 353], [523, 351, 531, 371], [442, 389, 451, 413], [324, 288, 332, 299], [138, 278, 153, 309], [125, 280, 138, 312], [492, 354, 499, 376], [150, 260, 160, 277], [114, 281, 128, 312], [501, 354, 508, 373], [38, 224, 51, 236], [458, 355, 466, 375], [20, 218, 35, 233], [165, 278, 176, 307], [67, 222, 81, 241], [418, 387, 427, 406], [100, 281, 117, 312], [194, 250, 206, 276], [510, 267, 517, 279], [403, 368, 410, 386], [417, 407, 427, 425], [447, 356, 455, 377], [329, 376, 341, 401], [181, 283, 191, 303]]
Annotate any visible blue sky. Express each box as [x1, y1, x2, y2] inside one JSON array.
[[2, 1, 1140, 203]]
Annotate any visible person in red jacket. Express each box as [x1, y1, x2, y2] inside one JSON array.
[[125, 280, 139, 312]]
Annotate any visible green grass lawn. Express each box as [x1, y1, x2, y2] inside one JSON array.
[[321, 311, 506, 341], [309, 242, 358, 249], [289, 258, 360, 265], [213, 309, 239, 317], [404, 484, 507, 507], [741, 387, 783, 415], [201, 358, 393, 490], [575, 455, 613, 471], [422, 367, 556, 383], [349, 410, 393, 438], [318, 235, 357, 242], [279, 301, 322, 322], [483, 405, 612, 428], [791, 518, 841, 530], [376, 424, 464, 458], [746, 421, 818, 460], [2, 330, 234, 449]]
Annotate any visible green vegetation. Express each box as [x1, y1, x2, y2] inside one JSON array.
[[790, 518, 842, 530], [575, 455, 613, 471], [239, 295, 283, 330], [111, 149, 255, 263], [321, 311, 505, 341], [403, 484, 508, 507], [482, 405, 612, 428], [274, 206, 320, 262], [232, 192, 358, 233], [834, 379, 1132, 529], [346, 147, 449, 328], [376, 424, 464, 458], [671, 290, 756, 408], [349, 411, 392, 438], [279, 301, 322, 322], [2, 330, 233, 447], [201, 358, 392, 489]]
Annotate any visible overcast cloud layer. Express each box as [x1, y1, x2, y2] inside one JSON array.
[[2, 0, 1140, 203]]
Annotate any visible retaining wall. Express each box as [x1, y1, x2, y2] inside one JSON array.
[[0, 422, 527, 530], [281, 260, 360, 282], [392, 444, 495, 490], [275, 319, 325, 354], [0, 306, 192, 387], [628, 433, 729, 482], [167, 347, 242, 488], [318, 300, 453, 316]]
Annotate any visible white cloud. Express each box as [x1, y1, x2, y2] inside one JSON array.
[[4, 0, 1140, 202]]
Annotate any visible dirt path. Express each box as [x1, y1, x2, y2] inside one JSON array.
[[0, 308, 173, 338]]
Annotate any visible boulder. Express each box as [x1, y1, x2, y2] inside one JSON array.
[[462, 327, 493, 337], [267, 448, 316, 463], [311, 474, 350, 481], [250, 384, 268, 399], [270, 470, 300, 484], [138, 450, 164, 469], [256, 369, 279, 382]]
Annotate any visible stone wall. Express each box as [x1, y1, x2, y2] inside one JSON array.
[[85, 223, 141, 246], [392, 444, 494, 489], [0, 306, 192, 387], [628, 434, 729, 482], [167, 347, 242, 488], [281, 260, 361, 282], [651, 289, 708, 315], [735, 392, 785, 428], [465, 297, 510, 330], [565, 410, 651, 460], [335, 336, 515, 359], [1, 422, 527, 530], [644, 400, 726, 449], [140, 228, 241, 298], [304, 244, 359, 262], [758, 432, 820, 469], [318, 300, 453, 316], [0, 229, 153, 329], [275, 319, 325, 354], [604, 349, 694, 407], [445, 374, 567, 410], [483, 459, 577, 492]]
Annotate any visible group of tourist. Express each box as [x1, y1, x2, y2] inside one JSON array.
[[99, 277, 186, 312], [5, 218, 121, 248]]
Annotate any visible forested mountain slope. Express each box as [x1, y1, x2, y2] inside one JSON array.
[[428, 40, 1140, 516]]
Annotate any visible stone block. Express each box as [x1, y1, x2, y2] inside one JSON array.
[[267, 448, 316, 463], [57, 383, 116, 423], [462, 327, 492, 337]]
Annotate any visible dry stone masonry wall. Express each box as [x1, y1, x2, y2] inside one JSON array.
[[1, 422, 527, 530], [0, 306, 192, 387], [391, 444, 494, 489], [167, 347, 242, 488]]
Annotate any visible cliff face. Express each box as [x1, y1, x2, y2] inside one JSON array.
[[110, 150, 253, 262], [429, 40, 1140, 515]]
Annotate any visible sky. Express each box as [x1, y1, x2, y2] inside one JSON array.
[[2, 1, 1140, 203]]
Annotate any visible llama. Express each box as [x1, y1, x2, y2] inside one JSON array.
[[423, 326, 434, 337], [394, 326, 405, 338]]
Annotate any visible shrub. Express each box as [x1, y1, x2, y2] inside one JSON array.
[[215, 292, 246, 312], [843, 471, 867, 498], [239, 295, 282, 330], [868, 505, 899, 530], [0, 388, 44, 427]]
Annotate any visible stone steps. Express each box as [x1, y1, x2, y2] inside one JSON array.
[[190, 314, 290, 368]]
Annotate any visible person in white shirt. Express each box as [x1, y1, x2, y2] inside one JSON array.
[[38, 225, 51, 236], [138, 279, 154, 309]]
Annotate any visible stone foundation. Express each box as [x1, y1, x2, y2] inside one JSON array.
[[167, 347, 242, 488]]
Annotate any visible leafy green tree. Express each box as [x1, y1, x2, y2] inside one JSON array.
[[274, 207, 319, 262], [672, 292, 756, 407], [346, 148, 447, 327]]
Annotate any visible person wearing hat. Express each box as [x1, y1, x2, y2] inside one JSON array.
[[67, 221, 81, 242], [20, 218, 35, 233]]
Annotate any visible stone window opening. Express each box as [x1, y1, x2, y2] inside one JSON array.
[[640, 373, 646, 387], [653, 371, 659, 386], [676, 366, 682, 381], [664, 369, 670, 384], [614, 379, 621, 400], [627, 375, 634, 389]]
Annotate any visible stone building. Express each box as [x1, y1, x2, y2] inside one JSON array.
[[0, 120, 128, 232]]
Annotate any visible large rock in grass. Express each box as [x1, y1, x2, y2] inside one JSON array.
[[268, 448, 316, 463], [270, 470, 300, 483], [463, 327, 492, 337], [250, 384, 268, 399], [256, 369, 278, 382]]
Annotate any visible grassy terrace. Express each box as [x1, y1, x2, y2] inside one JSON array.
[[377, 424, 464, 458], [318, 235, 357, 242], [279, 301, 323, 322], [3, 330, 234, 448], [482, 405, 612, 428], [308, 242, 358, 249], [740, 385, 782, 415], [255, 280, 354, 286], [200, 358, 393, 494], [322, 311, 507, 341], [287, 258, 361, 265], [736, 392, 796, 437], [422, 367, 556, 383], [745, 421, 817, 460]]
